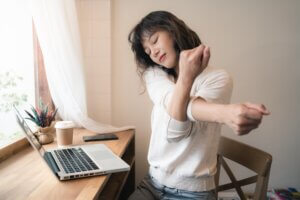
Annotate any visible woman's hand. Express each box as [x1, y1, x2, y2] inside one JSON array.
[[221, 102, 270, 135], [178, 44, 210, 85]]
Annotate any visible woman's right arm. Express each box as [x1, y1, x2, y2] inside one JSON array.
[[166, 46, 210, 122], [144, 45, 209, 122], [143, 67, 193, 142], [143, 45, 209, 142]]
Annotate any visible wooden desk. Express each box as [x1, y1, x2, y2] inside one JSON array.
[[0, 129, 135, 200]]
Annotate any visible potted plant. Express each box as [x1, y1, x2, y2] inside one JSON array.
[[25, 101, 58, 144]]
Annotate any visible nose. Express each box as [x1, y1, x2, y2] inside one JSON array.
[[151, 47, 159, 58]]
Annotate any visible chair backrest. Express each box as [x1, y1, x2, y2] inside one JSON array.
[[215, 136, 272, 200]]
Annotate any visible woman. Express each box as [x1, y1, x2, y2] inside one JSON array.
[[128, 11, 270, 200]]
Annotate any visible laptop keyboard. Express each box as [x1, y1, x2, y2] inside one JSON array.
[[54, 148, 99, 174]]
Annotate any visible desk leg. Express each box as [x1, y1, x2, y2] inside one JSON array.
[[119, 161, 135, 199]]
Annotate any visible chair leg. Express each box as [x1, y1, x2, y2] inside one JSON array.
[[215, 155, 222, 199], [221, 158, 246, 200], [254, 170, 270, 200]]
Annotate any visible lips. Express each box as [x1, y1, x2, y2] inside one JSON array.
[[159, 54, 166, 63]]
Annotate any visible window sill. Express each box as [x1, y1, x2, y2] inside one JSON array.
[[0, 137, 29, 163]]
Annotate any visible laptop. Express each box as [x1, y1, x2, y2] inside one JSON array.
[[14, 107, 130, 181]]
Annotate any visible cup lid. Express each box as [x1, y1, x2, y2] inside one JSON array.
[[55, 121, 75, 129]]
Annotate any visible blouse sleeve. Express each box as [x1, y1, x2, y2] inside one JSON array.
[[186, 68, 233, 121]]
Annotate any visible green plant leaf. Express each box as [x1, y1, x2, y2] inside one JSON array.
[[30, 105, 41, 125], [25, 117, 41, 126], [25, 110, 35, 120]]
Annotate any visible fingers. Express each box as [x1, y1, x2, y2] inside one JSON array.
[[191, 45, 210, 70], [243, 108, 263, 121], [201, 46, 210, 68], [244, 102, 270, 115], [192, 44, 205, 61], [178, 44, 210, 82], [231, 120, 260, 136], [235, 115, 261, 126], [235, 123, 260, 135], [231, 114, 261, 135], [232, 112, 261, 135], [227, 103, 267, 136], [226, 103, 270, 136]]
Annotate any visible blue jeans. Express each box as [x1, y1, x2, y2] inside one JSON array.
[[149, 175, 216, 200], [128, 174, 216, 200]]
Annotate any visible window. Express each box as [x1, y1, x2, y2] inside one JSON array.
[[0, 2, 54, 154], [0, 2, 35, 148]]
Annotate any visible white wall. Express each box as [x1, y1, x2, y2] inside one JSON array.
[[111, 0, 300, 189], [77, 0, 112, 124]]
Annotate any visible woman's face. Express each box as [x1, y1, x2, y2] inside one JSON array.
[[142, 30, 178, 69]]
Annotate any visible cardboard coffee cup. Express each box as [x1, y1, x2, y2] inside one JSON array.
[[55, 121, 75, 146]]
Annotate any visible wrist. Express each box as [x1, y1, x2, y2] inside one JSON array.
[[167, 76, 193, 121], [177, 75, 194, 87], [204, 103, 228, 124], [218, 104, 230, 124]]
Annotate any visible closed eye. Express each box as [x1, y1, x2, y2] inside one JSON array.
[[152, 35, 158, 44]]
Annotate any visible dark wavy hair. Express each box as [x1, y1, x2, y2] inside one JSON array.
[[128, 10, 201, 80]]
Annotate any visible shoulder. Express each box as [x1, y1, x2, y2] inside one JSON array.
[[195, 66, 233, 85], [191, 66, 233, 103], [143, 66, 168, 76], [143, 66, 173, 83], [200, 66, 231, 78]]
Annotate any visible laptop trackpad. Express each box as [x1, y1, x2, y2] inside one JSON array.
[[88, 150, 124, 169], [89, 150, 113, 160]]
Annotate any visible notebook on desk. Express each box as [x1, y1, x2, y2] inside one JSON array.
[[14, 107, 130, 181]]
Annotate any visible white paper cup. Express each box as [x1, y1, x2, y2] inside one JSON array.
[[55, 121, 75, 147]]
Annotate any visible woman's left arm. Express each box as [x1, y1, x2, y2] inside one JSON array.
[[187, 69, 270, 135]]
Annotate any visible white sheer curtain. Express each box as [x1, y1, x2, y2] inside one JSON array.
[[31, 0, 134, 133]]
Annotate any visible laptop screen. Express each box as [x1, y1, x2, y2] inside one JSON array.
[[14, 106, 46, 157]]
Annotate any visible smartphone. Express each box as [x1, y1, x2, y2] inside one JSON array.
[[83, 133, 118, 142]]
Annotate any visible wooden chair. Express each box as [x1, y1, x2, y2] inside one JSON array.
[[215, 136, 272, 200]]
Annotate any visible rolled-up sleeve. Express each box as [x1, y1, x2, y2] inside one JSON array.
[[165, 114, 193, 142], [144, 67, 192, 142]]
